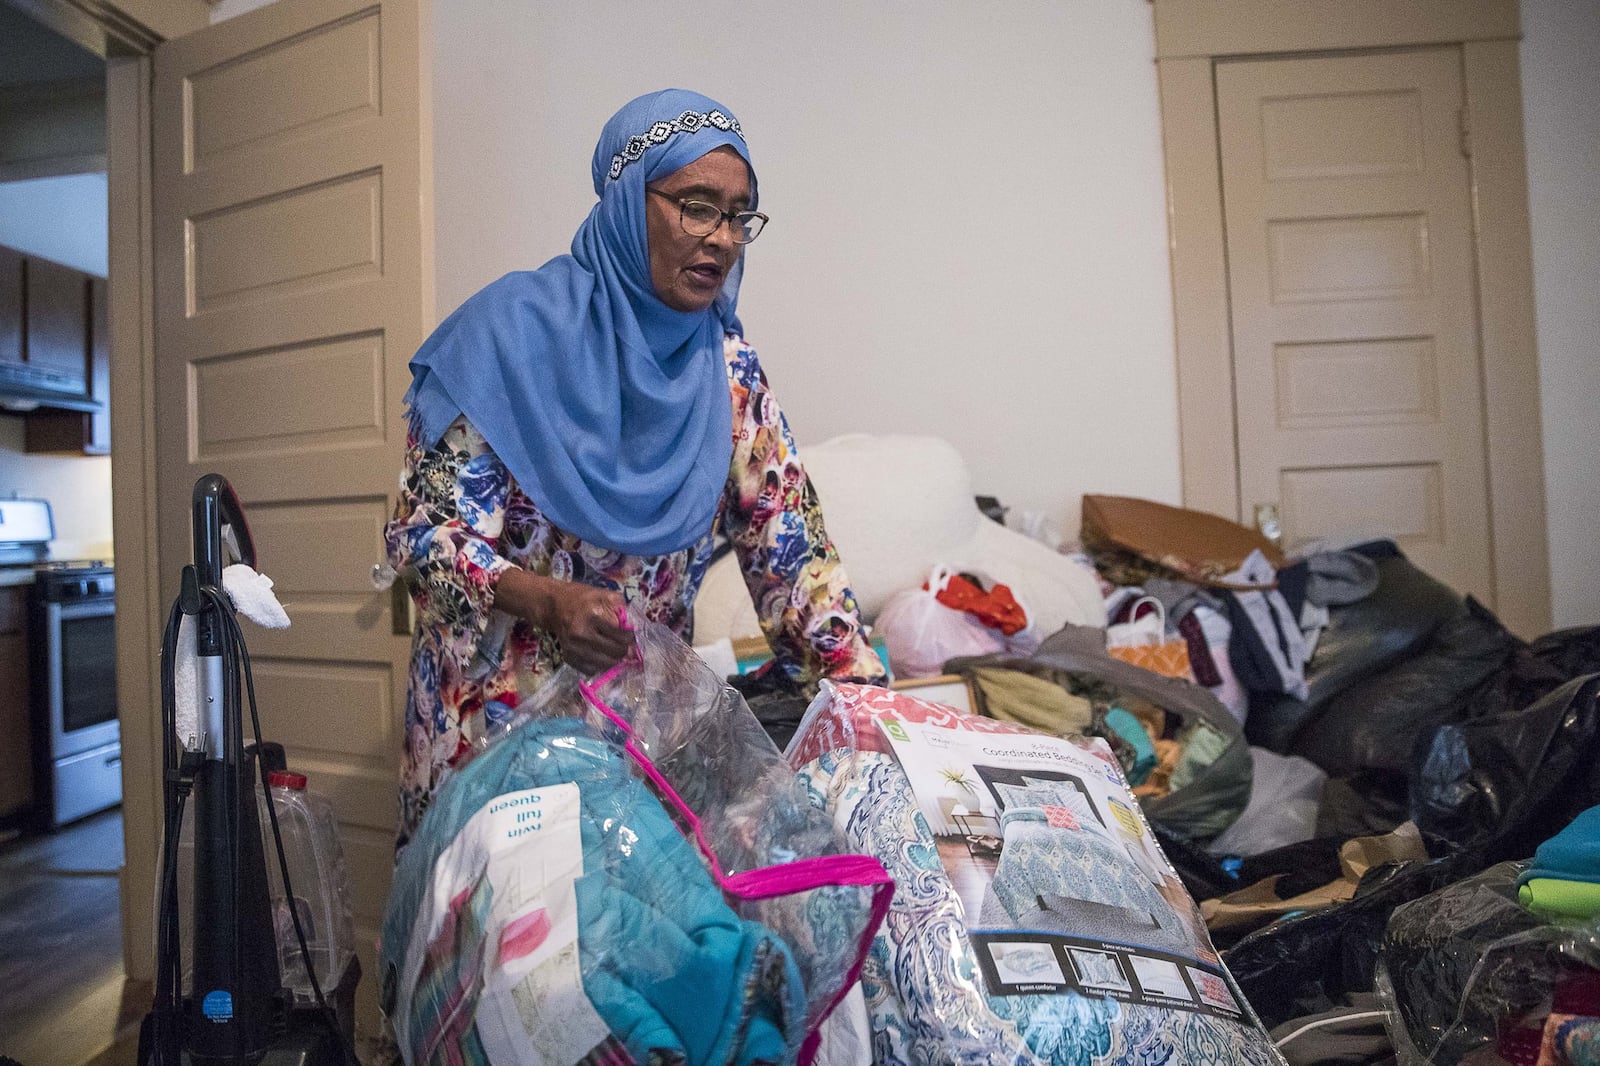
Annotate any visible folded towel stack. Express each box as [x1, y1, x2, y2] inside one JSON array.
[[1519, 806, 1600, 921]]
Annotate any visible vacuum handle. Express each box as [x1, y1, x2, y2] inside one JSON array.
[[192, 474, 256, 588]]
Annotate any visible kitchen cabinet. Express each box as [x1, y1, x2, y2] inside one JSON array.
[[22, 256, 89, 395], [0, 584, 34, 825], [0, 247, 20, 367], [25, 277, 110, 455]]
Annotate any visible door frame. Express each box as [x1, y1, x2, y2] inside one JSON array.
[[52, 0, 434, 992], [22, 0, 232, 986], [1155, 0, 1551, 637]]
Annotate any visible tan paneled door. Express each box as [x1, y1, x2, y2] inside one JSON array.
[[1217, 49, 1493, 600], [152, 0, 430, 1028]]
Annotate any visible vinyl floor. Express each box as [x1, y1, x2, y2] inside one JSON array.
[[0, 810, 142, 1066]]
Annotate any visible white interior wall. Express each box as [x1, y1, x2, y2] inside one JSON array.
[[425, 1, 1593, 624], [0, 417, 114, 560], [0, 173, 108, 276], [1521, 0, 1600, 630], [429, 2, 1180, 543]]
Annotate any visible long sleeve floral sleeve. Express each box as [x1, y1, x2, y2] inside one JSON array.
[[387, 416, 515, 648], [721, 338, 885, 684]]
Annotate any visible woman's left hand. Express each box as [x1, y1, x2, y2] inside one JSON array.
[[494, 569, 631, 674]]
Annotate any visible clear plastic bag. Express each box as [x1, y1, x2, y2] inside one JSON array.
[[786, 681, 1285, 1066], [381, 613, 891, 1066], [1208, 747, 1326, 858], [1375, 860, 1600, 1065]]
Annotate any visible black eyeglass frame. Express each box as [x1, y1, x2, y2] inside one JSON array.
[[646, 187, 769, 244]]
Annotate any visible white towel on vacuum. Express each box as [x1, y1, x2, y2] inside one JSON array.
[[173, 565, 291, 748]]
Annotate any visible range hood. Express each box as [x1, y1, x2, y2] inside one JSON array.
[[0, 362, 101, 413]]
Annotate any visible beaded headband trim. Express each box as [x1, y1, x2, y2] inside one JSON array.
[[607, 108, 744, 183]]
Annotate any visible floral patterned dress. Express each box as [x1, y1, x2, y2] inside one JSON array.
[[385, 333, 885, 844]]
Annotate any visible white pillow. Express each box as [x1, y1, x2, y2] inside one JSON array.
[[693, 434, 1106, 643]]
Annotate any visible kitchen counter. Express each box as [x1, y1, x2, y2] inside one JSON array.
[[0, 569, 36, 589]]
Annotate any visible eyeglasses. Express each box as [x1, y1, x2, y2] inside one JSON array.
[[647, 188, 769, 244]]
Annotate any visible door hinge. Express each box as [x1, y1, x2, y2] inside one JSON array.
[[1458, 107, 1473, 158]]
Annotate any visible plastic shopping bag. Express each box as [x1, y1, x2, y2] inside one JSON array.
[[875, 565, 1007, 678], [1105, 595, 1197, 683]]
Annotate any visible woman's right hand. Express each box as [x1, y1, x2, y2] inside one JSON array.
[[494, 569, 631, 675]]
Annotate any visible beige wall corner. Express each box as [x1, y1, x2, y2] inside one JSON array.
[[1159, 57, 1239, 522], [1521, 0, 1600, 630], [1464, 40, 1553, 637]]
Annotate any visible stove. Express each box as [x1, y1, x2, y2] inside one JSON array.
[[0, 498, 120, 828], [34, 561, 115, 603]]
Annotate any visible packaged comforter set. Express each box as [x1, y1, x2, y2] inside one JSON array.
[[380, 618, 892, 1066], [788, 681, 1284, 1065]]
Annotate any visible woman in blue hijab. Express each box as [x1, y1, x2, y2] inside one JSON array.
[[385, 90, 884, 843]]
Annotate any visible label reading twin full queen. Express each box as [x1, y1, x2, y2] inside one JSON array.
[[394, 783, 613, 1065]]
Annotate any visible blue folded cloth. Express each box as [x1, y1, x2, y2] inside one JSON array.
[[383, 717, 805, 1065], [1520, 805, 1600, 887]]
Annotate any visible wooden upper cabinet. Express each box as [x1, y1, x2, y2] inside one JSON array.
[[23, 256, 90, 393], [1, 244, 109, 454], [25, 275, 110, 454], [0, 247, 20, 366]]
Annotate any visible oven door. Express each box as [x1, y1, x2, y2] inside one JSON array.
[[44, 596, 120, 760]]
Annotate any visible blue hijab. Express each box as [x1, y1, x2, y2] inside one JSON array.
[[404, 90, 757, 556]]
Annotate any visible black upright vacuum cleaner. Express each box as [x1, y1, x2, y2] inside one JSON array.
[[140, 474, 356, 1066]]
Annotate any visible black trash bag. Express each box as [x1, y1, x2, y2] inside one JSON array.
[[1153, 825, 1242, 902], [1166, 830, 1348, 908], [1526, 623, 1600, 681], [1411, 674, 1600, 862], [1222, 852, 1479, 1029], [726, 665, 816, 753], [1248, 550, 1465, 755], [1154, 827, 1349, 953], [1315, 770, 1413, 841], [1373, 861, 1589, 1065], [1286, 598, 1521, 778], [1454, 623, 1600, 732], [1236, 836, 1347, 901]]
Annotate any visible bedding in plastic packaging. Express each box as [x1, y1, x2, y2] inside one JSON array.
[[1375, 860, 1600, 1065], [785, 680, 1283, 1065], [380, 615, 893, 1066]]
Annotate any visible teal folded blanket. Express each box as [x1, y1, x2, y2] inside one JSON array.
[[383, 717, 805, 1065], [1520, 805, 1600, 887]]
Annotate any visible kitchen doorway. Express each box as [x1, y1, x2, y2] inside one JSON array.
[[0, 7, 130, 1064]]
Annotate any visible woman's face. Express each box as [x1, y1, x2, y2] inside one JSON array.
[[645, 145, 751, 313]]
